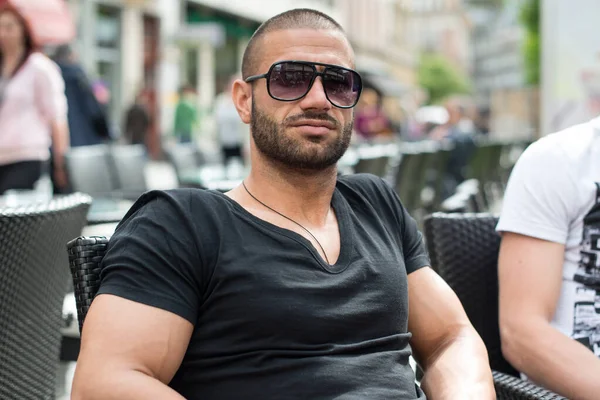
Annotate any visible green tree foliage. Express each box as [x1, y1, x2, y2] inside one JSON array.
[[520, 0, 540, 85], [418, 54, 471, 104], [466, 0, 504, 7]]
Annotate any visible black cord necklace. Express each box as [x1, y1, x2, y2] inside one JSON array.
[[242, 181, 330, 264]]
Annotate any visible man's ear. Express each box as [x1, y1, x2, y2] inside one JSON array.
[[232, 79, 252, 124]]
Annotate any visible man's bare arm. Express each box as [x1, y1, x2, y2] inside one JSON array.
[[408, 267, 495, 400], [499, 232, 600, 399], [71, 294, 194, 400]]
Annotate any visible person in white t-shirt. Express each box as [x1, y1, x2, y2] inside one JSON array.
[[497, 115, 600, 399]]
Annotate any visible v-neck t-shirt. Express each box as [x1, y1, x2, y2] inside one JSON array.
[[98, 173, 430, 399]]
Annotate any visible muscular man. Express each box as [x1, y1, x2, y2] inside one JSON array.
[[72, 9, 493, 400]]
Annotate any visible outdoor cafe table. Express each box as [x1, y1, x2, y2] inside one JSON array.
[[86, 197, 135, 225]]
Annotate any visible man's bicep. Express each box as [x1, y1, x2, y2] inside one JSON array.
[[498, 233, 565, 324], [77, 294, 193, 384], [407, 267, 472, 367]]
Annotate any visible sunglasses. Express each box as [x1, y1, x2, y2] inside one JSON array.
[[245, 61, 363, 109]]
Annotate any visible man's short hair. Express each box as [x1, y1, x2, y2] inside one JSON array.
[[241, 8, 347, 79]]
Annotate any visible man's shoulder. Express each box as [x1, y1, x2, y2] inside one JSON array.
[[337, 173, 392, 197], [337, 173, 400, 210], [120, 188, 230, 226], [527, 119, 599, 165]]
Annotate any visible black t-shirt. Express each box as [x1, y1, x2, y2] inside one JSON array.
[[98, 174, 430, 399]]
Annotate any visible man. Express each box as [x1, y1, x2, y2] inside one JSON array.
[[123, 90, 151, 146], [497, 114, 600, 399], [431, 98, 477, 199], [72, 9, 494, 400], [53, 44, 111, 148], [173, 85, 198, 144]]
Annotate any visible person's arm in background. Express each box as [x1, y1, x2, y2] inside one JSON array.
[[497, 138, 600, 399], [50, 119, 69, 188], [499, 234, 600, 399], [409, 267, 495, 400], [37, 56, 70, 188]]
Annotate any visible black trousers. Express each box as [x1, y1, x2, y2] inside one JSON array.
[[0, 160, 44, 195]]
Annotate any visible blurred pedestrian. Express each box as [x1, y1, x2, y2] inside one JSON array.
[[0, 4, 69, 194], [431, 98, 477, 198], [475, 106, 491, 136], [354, 88, 392, 141], [123, 90, 151, 146], [215, 76, 246, 164], [173, 85, 198, 143], [53, 44, 111, 147]]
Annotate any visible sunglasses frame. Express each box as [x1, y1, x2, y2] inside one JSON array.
[[245, 60, 363, 109]]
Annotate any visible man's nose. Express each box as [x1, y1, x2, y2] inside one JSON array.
[[299, 76, 331, 111]]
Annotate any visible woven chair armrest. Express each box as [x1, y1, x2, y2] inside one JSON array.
[[493, 370, 566, 400]]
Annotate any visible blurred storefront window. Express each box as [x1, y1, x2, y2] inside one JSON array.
[[95, 5, 121, 124], [186, 5, 258, 97]]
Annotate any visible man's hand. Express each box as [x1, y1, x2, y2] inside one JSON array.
[[408, 267, 495, 400]]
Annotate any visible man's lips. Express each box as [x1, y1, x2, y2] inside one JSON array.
[[288, 119, 336, 130]]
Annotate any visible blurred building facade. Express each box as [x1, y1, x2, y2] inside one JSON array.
[[333, 0, 418, 133], [408, 0, 472, 75], [59, 0, 429, 153], [469, 0, 537, 138], [64, 0, 339, 153]]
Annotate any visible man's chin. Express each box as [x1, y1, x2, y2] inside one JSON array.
[[268, 151, 342, 172]]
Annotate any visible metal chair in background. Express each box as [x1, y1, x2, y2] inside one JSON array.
[[163, 143, 206, 188], [65, 145, 115, 197], [109, 144, 148, 199], [352, 155, 391, 178]]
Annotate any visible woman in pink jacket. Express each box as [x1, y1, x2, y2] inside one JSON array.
[[0, 3, 69, 194]]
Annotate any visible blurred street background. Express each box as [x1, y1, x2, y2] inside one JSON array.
[[13, 0, 550, 156]]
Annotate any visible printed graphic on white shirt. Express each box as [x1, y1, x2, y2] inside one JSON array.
[[573, 182, 600, 355]]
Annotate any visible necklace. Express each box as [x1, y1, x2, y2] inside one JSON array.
[[242, 181, 330, 264]]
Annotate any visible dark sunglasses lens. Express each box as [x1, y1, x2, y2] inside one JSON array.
[[269, 62, 314, 100], [323, 68, 361, 107]]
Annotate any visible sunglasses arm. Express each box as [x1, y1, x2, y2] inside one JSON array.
[[244, 74, 268, 83]]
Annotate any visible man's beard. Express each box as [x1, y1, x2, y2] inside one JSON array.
[[250, 102, 353, 171]]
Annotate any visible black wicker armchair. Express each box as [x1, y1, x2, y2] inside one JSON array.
[[424, 213, 565, 400], [0, 193, 91, 399], [67, 236, 109, 334]]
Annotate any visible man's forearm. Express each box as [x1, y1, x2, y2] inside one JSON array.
[[504, 320, 600, 400], [71, 370, 186, 400], [420, 327, 495, 400]]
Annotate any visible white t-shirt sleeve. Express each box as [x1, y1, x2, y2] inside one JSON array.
[[496, 138, 578, 244]]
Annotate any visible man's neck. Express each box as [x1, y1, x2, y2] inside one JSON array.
[[242, 157, 338, 228]]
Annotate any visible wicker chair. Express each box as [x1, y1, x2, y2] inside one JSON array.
[[424, 213, 565, 399], [0, 193, 91, 399]]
